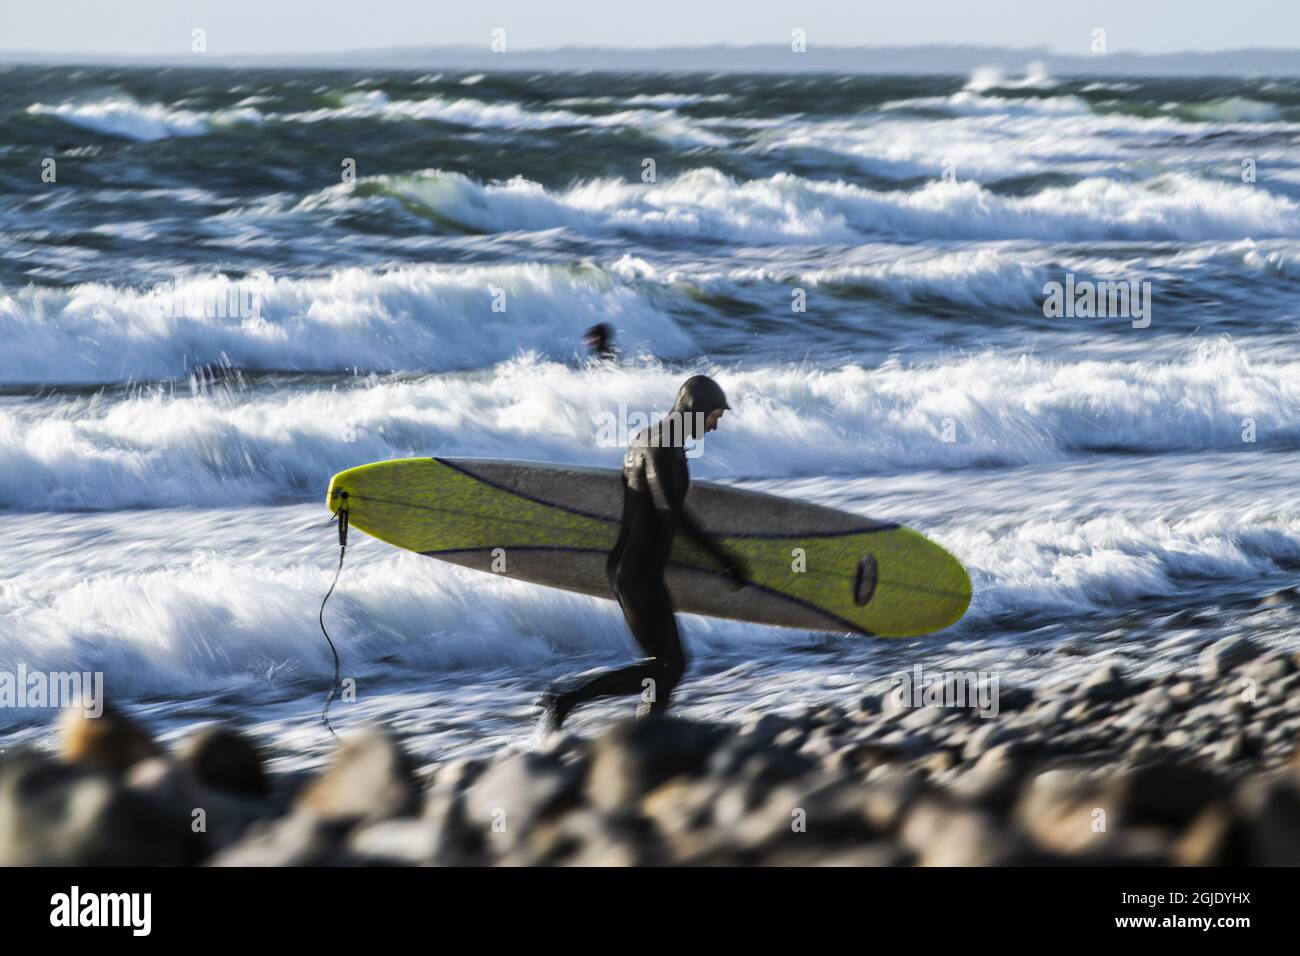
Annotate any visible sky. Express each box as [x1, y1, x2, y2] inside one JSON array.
[[1, 0, 1298, 57]]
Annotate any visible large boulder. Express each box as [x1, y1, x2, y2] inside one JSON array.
[[1106, 760, 1226, 828], [179, 725, 268, 798], [348, 818, 452, 866], [503, 809, 663, 866], [462, 750, 584, 848], [586, 718, 728, 810], [0, 750, 201, 866], [59, 703, 161, 773], [296, 728, 420, 824], [209, 811, 352, 866], [901, 797, 1026, 866], [1234, 774, 1300, 865]]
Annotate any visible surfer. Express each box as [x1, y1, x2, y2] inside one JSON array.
[[583, 323, 618, 362], [540, 375, 748, 729]]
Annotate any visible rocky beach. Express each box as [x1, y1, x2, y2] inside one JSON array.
[[4, 633, 1299, 867]]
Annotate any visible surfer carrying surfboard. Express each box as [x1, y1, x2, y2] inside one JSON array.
[[539, 375, 749, 729]]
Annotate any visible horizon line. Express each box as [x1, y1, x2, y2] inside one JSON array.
[[5, 40, 1300, 57], [3, 42, 1299, 77]]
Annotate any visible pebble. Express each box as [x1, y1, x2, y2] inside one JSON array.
[[1199, 636, 1262, 679], [1077, 664, 1127, 703]]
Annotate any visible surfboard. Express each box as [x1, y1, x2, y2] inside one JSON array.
[[325, 457, 970, 637]]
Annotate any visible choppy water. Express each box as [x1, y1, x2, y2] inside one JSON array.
[[2, 63, 1298, 770]]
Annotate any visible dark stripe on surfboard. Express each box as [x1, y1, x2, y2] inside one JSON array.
[[349, 478, 901, 541], [420, 545, 877, 636]]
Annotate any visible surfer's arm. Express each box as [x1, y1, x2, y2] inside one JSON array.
[[674, 505, 718, 554], [642, 450, 681, 534], [677, 507, 750, 586], [645, 449, 749, 586]]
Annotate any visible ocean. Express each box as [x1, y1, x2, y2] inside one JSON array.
[[2, 63, 1298, 773]]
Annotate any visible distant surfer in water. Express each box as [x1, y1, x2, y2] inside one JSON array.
[[540, 375, 749, 729], [583, 323, 618, 362]]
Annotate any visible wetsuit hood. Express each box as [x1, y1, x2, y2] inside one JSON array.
[[584, 323, 613, 351], [647, 375, 730, 445], [672, 375, 730, 417]]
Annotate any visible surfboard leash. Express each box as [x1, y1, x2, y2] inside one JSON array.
[[318, 491, 349, 738]]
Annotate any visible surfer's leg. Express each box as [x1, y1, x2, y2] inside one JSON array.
[[628, 593, 685, 715], [541, 581, 685, 727], [538, 661, 658, 731]]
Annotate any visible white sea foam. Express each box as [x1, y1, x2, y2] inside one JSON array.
[[1, 458, 1297, 700], [623, 93, 732, 107], [28, 91, 728, 147], [354, 167, 1300, 243], [705, 248, 1049, 309], [0, 263, 693, 384], [964, 62, 1057, 93], [279, 94, 729, 146], [764, 89, 1300, 182], [27, 97, 261, 141], [1, 340, 1295, 513]]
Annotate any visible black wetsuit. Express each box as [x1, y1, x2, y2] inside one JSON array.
[[545, 376, 745, 725], [584, 323, 618, 362]]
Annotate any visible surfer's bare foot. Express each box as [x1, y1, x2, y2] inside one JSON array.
[[535, 690, 573, 733]]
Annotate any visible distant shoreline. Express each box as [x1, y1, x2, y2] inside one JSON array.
[[2, 44, 1299, 76]]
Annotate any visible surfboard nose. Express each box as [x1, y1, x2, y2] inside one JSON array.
[[326, 467, 359, 513], [325, 472, 342, 511]]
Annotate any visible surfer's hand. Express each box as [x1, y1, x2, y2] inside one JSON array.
[[724, 554, 750, 589]]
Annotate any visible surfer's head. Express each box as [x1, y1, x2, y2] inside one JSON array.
[[584, 323, 614, 357], [672, 375, 730, 438]]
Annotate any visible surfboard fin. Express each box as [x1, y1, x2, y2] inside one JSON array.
[[853, 554, 878, 606]]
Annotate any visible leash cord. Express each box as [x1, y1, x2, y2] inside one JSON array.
[[318, 494, 349, 737]]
